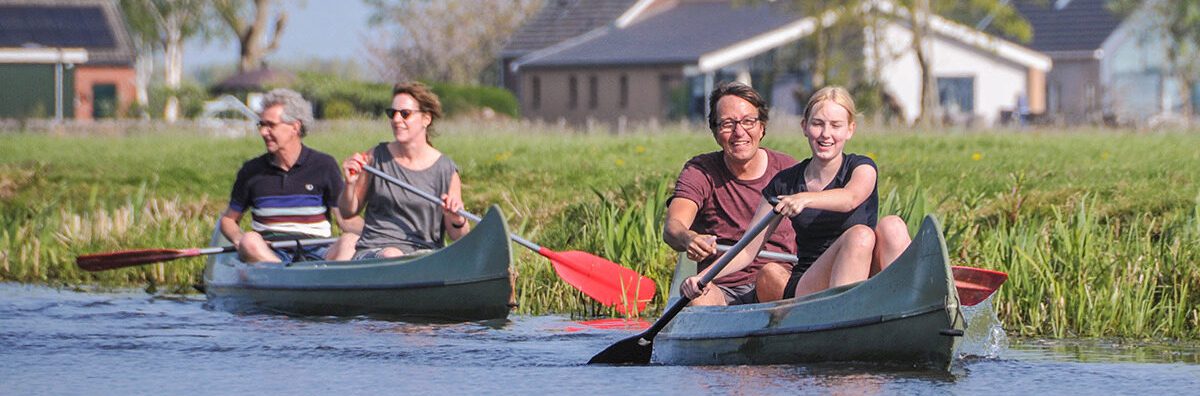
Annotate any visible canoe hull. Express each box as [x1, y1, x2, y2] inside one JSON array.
[[203, 205, 514, 321], [655, 216, 964, 369]]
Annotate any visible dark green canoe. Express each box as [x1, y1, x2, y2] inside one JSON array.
[[654, 215, 965, 370], [203, 205, 514, 321]]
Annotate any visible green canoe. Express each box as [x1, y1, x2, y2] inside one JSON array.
[[654, 215, 965, 369], [203, 205, 514, 321]]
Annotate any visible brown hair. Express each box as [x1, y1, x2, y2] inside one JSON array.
[[802, 86, 857, 125], [392, 82, 443, 138], [707, 81, 769, 134]]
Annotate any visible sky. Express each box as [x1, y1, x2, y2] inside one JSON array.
[[183, 0, 376, 76]]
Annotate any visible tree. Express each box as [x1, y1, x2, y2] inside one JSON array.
[[1110, 0, 1200, 121], [363, 0, 542, 84], [211, 0, 289, 73], [119, 0, 210, 123]]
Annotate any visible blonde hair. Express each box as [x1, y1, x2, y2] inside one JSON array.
[[802, 86, 856, 125]]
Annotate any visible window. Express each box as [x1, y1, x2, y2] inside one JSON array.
[[619, 74, 628, 109], [531, 76, 541, 110], [568, 75, 578, 110], [936, 77, 975, 113], [588, 75, 598, 109]]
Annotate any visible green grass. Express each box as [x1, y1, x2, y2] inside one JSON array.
[[2, 120, 1198, 339]]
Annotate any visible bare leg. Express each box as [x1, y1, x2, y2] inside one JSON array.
[[791, 225, 874, 297], [324, 233, 360, 261], [872, 215, 912, 275], [376, 247, 406, 259], [755, 262, 792, 302], [688, 284, 728, 307], [237, 231, 281, 263]]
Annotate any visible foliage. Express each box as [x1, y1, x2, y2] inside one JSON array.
[[148, 82, 208, 119], [292, 73, 521, 119], [210, 0, 289, 73], [2, 125, 1199, 338], [362, 0, 543, 84]]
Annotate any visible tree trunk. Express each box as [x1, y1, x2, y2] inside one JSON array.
[[133, 51, 152, 120], [911, 0, 937, 128], [163, 13, 183, 123], [235, 0, 285, 73]]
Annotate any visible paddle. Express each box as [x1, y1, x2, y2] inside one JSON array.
[[715, 244, 1009, 306], [588, 210, 782, 365], [75, 237, 339, 272], [360, 165, 656, 316]]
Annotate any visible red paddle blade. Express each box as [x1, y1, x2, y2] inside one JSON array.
[[540, 249, 657, 316], [953, 266, 1009, 306], [75, 248, 199, 272]]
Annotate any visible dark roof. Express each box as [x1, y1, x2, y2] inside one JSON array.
[[0, 0, 135, 66], [501, 0, 639, 58], [1012, 0, 1125, 52], [520, 1, 801, 68]]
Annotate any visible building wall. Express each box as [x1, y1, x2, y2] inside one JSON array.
[[873, 22, 1034, 126], [519, 65, 685, 126], [73, 66, 137, 120]]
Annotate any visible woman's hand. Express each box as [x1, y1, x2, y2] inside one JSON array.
[[440, 193, 466, 225], [680, 275, 705, 299], [774, 193, 810, 217], [342, 151, 371, 184], [685, 234, 718, 262]]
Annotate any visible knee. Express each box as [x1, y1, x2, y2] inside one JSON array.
[[878, 216, 909, 238], [379, 247, 406, 258], [756, 262, 791, 284], [845, 225, 876, 250]]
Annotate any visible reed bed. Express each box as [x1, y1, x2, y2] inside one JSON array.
[[1, 120, 1198, 339]]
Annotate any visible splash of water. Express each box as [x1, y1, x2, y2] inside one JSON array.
[[957, 298, 1008, 359]]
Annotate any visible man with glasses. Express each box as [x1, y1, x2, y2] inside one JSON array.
[[665, 82, 798, 306], [219, 88, 360, 263]]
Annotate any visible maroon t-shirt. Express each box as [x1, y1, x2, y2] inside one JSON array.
[[670, 149, 799, 287]]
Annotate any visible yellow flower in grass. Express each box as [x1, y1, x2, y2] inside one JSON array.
[[865, 151, 877, 161], [1101, 151, 1111, 160], [494, 150, 512, 162], [635, 145, 646, 154], [615, 158, 626, 167], [971, 152, 983, 161]]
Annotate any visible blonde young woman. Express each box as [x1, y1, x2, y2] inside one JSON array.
[[680, 86, 911, 301], [338, 82, 469, 259]]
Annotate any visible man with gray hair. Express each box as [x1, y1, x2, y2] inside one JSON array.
[[219, 88, 359, 263]]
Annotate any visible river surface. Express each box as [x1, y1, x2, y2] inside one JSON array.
[[2, 282, 1198, 395]]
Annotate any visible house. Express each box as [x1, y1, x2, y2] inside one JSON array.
[[0, 0, 136, 121], [505, 0, 1052, 127], [499, 0, 638, 98], [1013, 0, 1198, 125]]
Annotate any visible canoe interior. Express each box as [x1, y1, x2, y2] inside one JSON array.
[[656, 215, 964, 369], [203, 205, 514, 321]]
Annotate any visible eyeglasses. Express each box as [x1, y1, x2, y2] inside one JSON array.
[[718, 116, 761, 132], [385, 108, 421, 120], [257, 119, 287, 129]]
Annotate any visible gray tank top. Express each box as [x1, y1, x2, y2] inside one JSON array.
[[356, 143, 460, 253]]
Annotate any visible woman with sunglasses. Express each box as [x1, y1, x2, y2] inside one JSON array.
[[338, 82, 470, 259]]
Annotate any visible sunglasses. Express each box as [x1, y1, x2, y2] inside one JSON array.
[[384, 108, 422, 120]]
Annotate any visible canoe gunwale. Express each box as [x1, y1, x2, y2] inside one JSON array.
[[203, 273, 511, 292], [660, 303, 949, 341]]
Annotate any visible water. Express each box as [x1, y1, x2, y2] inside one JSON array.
[[2, 283, 1198, 395]]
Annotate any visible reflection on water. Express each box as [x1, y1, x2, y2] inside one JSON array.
[[1, 283, 1197, 394]]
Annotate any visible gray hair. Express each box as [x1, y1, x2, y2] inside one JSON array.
[[261, 88, 314, 137]]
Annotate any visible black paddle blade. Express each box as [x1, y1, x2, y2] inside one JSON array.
[[587, 333, 652, 365]]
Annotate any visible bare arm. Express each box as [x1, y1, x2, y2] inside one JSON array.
[[442, 172, 470, 241], [338, 151, 371, 219], [332, 208, 363, 235], [663, 197, 717, 261], [219, 208, 245, 248], [774, 165, 877, 216]]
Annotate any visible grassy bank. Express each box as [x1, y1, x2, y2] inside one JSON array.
[[2, 120, 1198, 339]]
